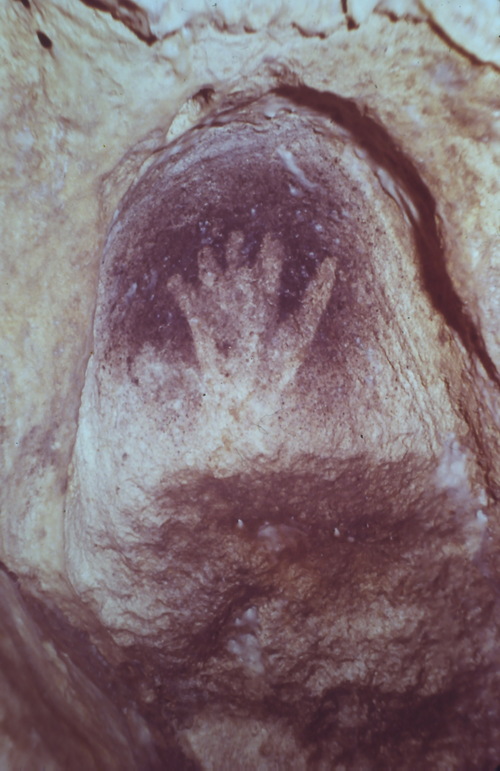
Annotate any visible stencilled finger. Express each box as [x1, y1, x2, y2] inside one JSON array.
[[257, 233, 283, 299], [168, 279, 221, 373], [189, 316, 220, 373], [167, 273, 194, 317], [197, 247, 221, 289], [225, 230, 246, 270], [296, 255, 336, 340]]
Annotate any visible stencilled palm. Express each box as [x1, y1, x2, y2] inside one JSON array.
[[167, 231, 336, 418]]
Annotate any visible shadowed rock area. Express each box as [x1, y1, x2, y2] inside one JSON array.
[[55, 91, 500, 767]]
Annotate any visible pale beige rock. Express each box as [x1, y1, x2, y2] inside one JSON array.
[[0, 0, 499, 768]]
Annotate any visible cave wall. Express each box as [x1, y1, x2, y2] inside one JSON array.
[[1, 0, 499, 768]]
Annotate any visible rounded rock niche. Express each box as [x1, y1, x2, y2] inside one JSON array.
[[62, 88, 499, 768]]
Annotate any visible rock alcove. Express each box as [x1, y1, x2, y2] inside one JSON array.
[[57, 87, 499, 768]]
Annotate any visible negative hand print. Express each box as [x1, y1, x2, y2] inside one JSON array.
[[167, 230, 336, 404]]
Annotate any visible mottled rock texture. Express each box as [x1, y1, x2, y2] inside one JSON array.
[[1, 0, 499, 769]]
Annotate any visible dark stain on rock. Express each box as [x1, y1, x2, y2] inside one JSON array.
[[103, 145, 342, 368], [36, 30, 53, 49]]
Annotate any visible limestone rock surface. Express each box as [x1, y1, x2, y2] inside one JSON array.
[[0, 0, 499, 768]]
